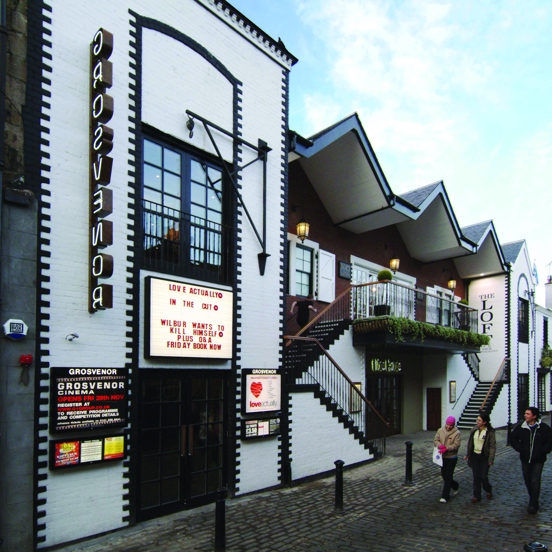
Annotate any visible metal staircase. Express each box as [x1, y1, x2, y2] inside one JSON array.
[[457, 357, 509, 430], [457, 382, 493, 430], [285, 287, 388, 456], [462, 352, 480, 381]]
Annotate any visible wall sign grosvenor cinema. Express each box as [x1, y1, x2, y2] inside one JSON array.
[[89, 28, 115, 312], [50, 367, 128, 433], [145, 276, 233, 359]]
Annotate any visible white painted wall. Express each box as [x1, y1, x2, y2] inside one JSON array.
[[39, 0, 290, 546], [469, 275, 507, 381], [423, 354, 475, 429], [287, 328, 373, 480], [290, 392, 374, 481], [238, 438, 281, 495]]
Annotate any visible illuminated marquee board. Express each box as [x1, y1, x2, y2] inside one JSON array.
[[50, 367, 128, 433], [145, 276, 233, 359]]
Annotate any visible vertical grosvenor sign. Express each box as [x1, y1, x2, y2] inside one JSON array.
[[89, 29, 114, 312]]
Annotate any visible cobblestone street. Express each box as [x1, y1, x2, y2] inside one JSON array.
[[54, 426, 552, 552]]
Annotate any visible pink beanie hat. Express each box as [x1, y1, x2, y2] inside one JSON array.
[[446, 416, 456, 426]]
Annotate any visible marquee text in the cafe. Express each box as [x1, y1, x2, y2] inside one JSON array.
[[89, 28, 114, 312]]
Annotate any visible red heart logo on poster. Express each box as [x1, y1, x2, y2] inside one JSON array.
[[250, 382, 263, 398]]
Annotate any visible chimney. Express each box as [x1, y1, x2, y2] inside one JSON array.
[[546, 276, 552, 310]]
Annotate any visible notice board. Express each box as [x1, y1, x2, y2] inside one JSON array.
[[50, 367, 128, 433]]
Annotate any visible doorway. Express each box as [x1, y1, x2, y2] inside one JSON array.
[[426, 388, 441, 431], [366, 368, 402, 435], [138, 371, 228, 520]]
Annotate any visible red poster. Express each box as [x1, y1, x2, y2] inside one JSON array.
[[54, 441, 80, 467]]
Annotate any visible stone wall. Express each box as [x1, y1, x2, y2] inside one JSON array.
[[0, 1, 36, 550]]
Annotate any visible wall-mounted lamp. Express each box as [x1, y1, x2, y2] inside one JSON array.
[[443, 269, 457, 291], [66, 333, 79, 341], [186, 115, 195, 139], [384, 244, 400, 273], [292, 204, 310, 243]]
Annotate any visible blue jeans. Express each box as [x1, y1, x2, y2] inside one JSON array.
[[521, 460, 544, 508], [470, 453, 492, 500], [440, 457, 459, 500]]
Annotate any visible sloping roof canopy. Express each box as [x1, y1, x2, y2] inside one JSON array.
[[289, 113, 507, 278]]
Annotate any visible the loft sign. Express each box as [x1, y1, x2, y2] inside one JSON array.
[[89, 28, 114, 312]]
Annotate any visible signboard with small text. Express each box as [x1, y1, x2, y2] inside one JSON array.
[[145, 276, 233, 359], [49, 434, 126, 470], [241, 417, 281, 439]]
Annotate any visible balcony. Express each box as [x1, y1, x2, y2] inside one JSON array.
[[349, 281, 488, 354], [142, 199, 233, 285]]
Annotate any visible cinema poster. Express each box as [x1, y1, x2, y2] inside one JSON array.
[[50, 434, 126, 470], [50, 367, 128, 433], [242, 369, 281, 414]]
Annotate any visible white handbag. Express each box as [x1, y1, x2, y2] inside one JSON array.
[[432, 446, 443, 467]]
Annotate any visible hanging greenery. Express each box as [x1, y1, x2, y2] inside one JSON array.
[[353, 316, 491, 347], [541, 344, 552, 369]]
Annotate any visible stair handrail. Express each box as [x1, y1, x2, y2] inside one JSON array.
[[286, 285, 354, 346], [480, 357, 510, 411], [451, 374, 472, 410], [463, 352, 480, 381], [288, 280, 482, 344], [285, 335, 390, 429]]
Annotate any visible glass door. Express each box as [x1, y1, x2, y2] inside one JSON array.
[[352, 265, 374, 318], [366, 358, 402, 436], [138, 371, 227, 520]]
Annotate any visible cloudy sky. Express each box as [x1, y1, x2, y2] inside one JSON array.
[[231, 0, 552, 304]]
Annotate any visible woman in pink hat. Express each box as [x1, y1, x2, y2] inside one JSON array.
[[434, 415, 461, 503]]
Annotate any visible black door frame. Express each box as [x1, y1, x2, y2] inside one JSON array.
[[136, 369, 229, 521]]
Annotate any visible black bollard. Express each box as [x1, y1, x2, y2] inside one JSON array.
[[334, 459, 345, 513], [215, 486, 227, 551], [524, 543, 548, 552], [404, 441, 414, 486]]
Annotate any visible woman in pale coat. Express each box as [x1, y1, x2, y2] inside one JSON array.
[[434, 415, 461, 503]]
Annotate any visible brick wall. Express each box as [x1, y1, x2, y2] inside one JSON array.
[[287, 161, 466, 310]]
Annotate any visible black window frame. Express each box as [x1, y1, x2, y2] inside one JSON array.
[[517, 373, 529, 420], [140, 131, 233, 285], [518, 297, 529, 344], [295, 244, 314, 298]]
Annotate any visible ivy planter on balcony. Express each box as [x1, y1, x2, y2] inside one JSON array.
[[374, 269, 393, 316], [353, 316, 491, 348]]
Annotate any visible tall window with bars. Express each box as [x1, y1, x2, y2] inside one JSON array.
[[142, 136, 232, 284], [518, 297, 529, 344]]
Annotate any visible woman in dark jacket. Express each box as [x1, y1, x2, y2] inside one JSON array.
[[465, 412, 496, 503]]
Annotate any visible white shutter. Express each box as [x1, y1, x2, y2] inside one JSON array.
[[317, 249, 335, 303]]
